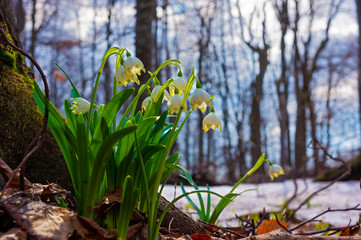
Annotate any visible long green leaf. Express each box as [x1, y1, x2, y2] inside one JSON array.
[[209, 189, 255, 223], [86, 125, 138, 210], [64, 99, 77, 135], [90, 88, 134, 156]]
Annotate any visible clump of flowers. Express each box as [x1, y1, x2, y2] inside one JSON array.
[[34, 47, 283, 240]]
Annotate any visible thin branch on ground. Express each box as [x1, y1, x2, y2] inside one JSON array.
[[275, 205, 361, 236], [289, 204, 361, 231], [0, 26, 49, 197], [295, 223, 359, 236], [199, 220, 247, 238]]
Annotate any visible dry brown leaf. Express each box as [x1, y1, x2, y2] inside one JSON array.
[[0, 157, 32, 190], [340, 224, 361, 236], [89, 187, 123, 219], [190, 233, 212, 240], [0, 227, 27, 240], [126, 222, 144, 240], [72, 215, 117, 240], [2, 196, 74, 240], [257, 219, 288, 235]]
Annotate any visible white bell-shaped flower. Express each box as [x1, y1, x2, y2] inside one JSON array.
[[167, 94, 187, 114], [190, 88, 212, 114], [151, 85, 170, 102], [123, 56, 145, 85], [169, 76, 187, 96], [70, 97, 91, 114], [115, 66, 132, 87], [268, 164, 284, 181], [202, 112, 222, 133], [141, 96, 151, 113]]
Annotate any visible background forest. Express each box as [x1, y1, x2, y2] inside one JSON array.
[[12, 0, 361, 183]]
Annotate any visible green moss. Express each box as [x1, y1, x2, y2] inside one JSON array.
[[0, 33, 73, 190], [0, 24, 28, 75], [0, 50, 16, 68]]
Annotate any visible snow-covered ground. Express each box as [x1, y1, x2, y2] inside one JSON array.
[[161, 179, 361, 227]]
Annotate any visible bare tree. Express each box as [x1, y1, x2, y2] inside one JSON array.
[[28, 0, 57, 71], [194, 1, 215, 181], [236, 1, 270, 170], [292, 0, 343, 175], [355, 0, 361, 145], [274, 0, 292, 168], [103, 0, 116, 103], [134, 0, 156, 112]]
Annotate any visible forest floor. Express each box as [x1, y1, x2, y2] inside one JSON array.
[[162, 179, 361, 227]]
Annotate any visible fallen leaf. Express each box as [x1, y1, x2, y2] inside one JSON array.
[[0, 227, 27, 240], [257, 219, 288, 235], [89, 187, 123, 219], [204, 224, 219, 232], [1, 196, 74, 240], [190, 233, 211, 240], [72, 215, 116, 240], [340, 227, 350, 236], [0, 157, 32, 190], [126, 222, 144, 240], [340, 224, 360, 236]]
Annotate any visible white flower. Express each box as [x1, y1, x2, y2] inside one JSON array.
[[141, 96, 151, 113], [115, 66, 132, 87], [169, 76, 187, 96], [70, 97, 91, 114], [202, 112, 222, 133], [190, 88, 212, 114], [269, 164, 284, 181], [151, 85, 170, 102], [123, 56, 145, 85], [167, 94, 187, 114]]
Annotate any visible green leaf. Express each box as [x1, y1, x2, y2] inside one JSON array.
[[87, 125, 138, 208], [64, 99, 77, 135], [75, 114, 90, 181], [180, 183, 202, 217], [90, 88, 134, 156], [149, 111, 168, 144], [71, 88, 79, 98], [117, 175, 139, 240], [33, 81, 78, 186], [209, 189, 255, 223]]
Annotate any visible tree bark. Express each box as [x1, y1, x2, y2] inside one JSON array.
[[356, 0, 361, 146], [0, 0, 73, 191], [275, 0, 291, 168], [135, 0, 156, 112]]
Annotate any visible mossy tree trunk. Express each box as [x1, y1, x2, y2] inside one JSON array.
[[0, 0, 72, 190]]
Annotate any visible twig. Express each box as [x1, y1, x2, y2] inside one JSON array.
[[198, 220, 247, 238], [0, 26, 49, 197], [275, 215, 292, 234], [289, 204, 361, 231], [274, 205, 361, 237], [295, 223, 359, 236], [287, 138, 351, 220]]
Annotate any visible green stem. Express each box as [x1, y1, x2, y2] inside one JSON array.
[[148, 108, 183, 239], [86, 47, 122, 136], [133, 131, 151, 218], [230, 154, 266, 193]]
